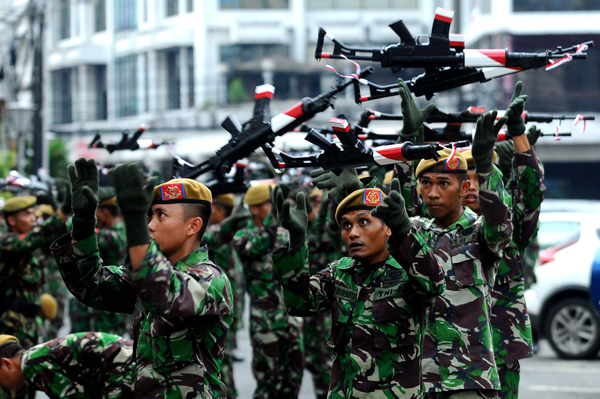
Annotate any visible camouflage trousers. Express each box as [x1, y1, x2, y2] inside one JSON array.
[[490, 277, 533, 364], [303, 311, 332, 397], [425, 389, 500, 399], [497, 361, 520, 399], [222, 331, 238, 398], [250, 324, 304, 399]]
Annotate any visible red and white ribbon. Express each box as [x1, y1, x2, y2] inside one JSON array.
[[546, 43, 588, 71], [554, 125, 561, 141], [326, 54, 361, 79], [440, 141, 458, 164], [574, 114, 586, 133]]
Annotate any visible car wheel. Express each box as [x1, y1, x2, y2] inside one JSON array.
[[545, 297, 600, 359]]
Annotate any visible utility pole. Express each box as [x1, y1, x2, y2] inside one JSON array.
[[30, 0, 44, 174]]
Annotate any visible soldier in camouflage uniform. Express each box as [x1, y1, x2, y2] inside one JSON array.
[[232, 184, 304, 399], [203, 193, 248, 399], [0, 333, 135, 398], [69, 187, 130, 336], [392, 82, 513, 399], [461, 83, 545, 399], [51, 159, 233, 398], [271, 179, 445, 398]]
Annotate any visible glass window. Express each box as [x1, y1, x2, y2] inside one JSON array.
[[166, 0, 178, 16], [52, 69, 72, 124], [220, 0, 289, 9], [115, 0, 138, 32], [94, 0, 106, 32], [187, 47, 195, 107], [93, 65, 107, 120], [56, 0, 70, 40], [306, 0, 417, 9], [514, 0, 600, 11], [187, 0, 194, 12], [220, 44, 289, 64], [166, 49, 181, 109], [115, 55, 138, 117], [538, 220, 581, 250]]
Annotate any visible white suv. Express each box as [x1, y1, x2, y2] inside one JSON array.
[[525, 200, 600, 359]]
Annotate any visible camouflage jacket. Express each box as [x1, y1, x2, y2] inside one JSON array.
[[395, 162, 513, 392], [232, 214, 300, 332], [272, 231, 445, 399], [51, 234, 233, 398], [0, 213, 67, 346], [97, 220, 128, 266], [22, 332, 135, 399]]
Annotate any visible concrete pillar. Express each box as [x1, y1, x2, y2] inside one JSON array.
[[77, 65, 90, 122], [147, 50, 160, 112], [137, 53, 147, 114], [180, 47, 190, 109]]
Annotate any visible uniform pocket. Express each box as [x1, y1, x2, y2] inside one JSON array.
[[450, 245, 486, 287], [372, 299, 417, 348], [148, 316, 198, 373]]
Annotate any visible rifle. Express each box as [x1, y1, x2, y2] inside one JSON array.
[[173, 67, 373, 180], [269, 117, 470, 173], [316, 7, 592, 73], [89, 127, 173, 153]]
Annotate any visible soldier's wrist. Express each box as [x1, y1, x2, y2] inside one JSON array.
[[71, 216, 96, 241]]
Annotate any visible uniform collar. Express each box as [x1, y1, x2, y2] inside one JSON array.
[[423, 206, 478, 233], [336, 255, 402, 270], [174, 244, 210, 270]]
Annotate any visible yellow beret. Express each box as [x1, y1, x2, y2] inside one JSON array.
[[415, 149, 468, 178], [383, 170, 394, 186], [98, 187, 117, 207], [2, 196, 36, 214], [309, 187, 322, 200], [244, 184, 272, 206], [0, 335, 19, 349], [358, 172, 370, 180], [214, 194, 235, 208], [335, 188, 386, 225], [35, 204, 54, 218], [460, 148, 498, 170], [153, 178, 212, 206], [40, 294, 58, 320]]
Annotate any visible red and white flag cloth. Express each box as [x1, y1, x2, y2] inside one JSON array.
[[326, 54, 361, 79], [574, 114, 587, 133], [546, 43, 589, 71]]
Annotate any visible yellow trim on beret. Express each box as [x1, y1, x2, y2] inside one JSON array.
[[153, 178, 212, 206], [309, 187, 322, 199], [335, 188, 386, 225], [383, 170, 393, 186], [358, 172, 370, 180], [0, 335, 19, 348], [2, 196, 36, 214], [415, 149, 468, 178], [459, 148, 498, 170], [244, 184, 272, 206], [214, 194, 235, 208], [35, 204, 54, 218]]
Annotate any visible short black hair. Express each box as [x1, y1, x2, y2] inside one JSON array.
[[214, 203, 233, 218], [98, 204, 119, 217], [456, 172, 467, 186], [181, 203, 212, 240], [0, 343, 22, 360]]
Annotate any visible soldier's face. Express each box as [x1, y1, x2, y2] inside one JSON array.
[[148, 204, 193, 258], [250, 201, 272, 223], [340, 210, 391, 265], [7, 208, 36, 234], [209, 205, 226, 225], [462, 170, 481, 215], [96, 207, 109, 228], [0, 356, 26, 391], [419, 172, 470, 229]]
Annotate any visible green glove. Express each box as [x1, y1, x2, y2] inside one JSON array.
[[371, 178, 412, 249], [109, 163, 157, 247], [368, 165, 387, 189], [527, 125, 542, 147], [36, 189, 57, 211], [220, 208, 252, 238], [67, 158, 99, 241], [272, 185, 307, 250], [494, 140, 514, 186], [56, 178, 72, 215], [310, 168, 363, 200], [397, 79, 437, 144], [472, 111, 507, 173], [504, 81, 528, 137], [316, 189, 330, 220]]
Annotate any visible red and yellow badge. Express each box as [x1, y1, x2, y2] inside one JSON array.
[[444, 156, 460, 171], [363, 189, 382, 206], [160, 183, 186, 201]]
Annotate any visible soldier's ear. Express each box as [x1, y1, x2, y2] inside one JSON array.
[[459, 178, 471, 197], [187, 216, 203, 238]]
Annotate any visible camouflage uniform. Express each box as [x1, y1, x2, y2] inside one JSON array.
[[394, 162, 513, 397], [272, 227, 445, 398], [232, 214, 304, 399], [0, 214, 67, 349], [38, 252, 68, 341], [70, 221, 130, 336], [204, 223, 246, 399], [51, 234, 233, 398], [491, 149, 544, 399], [22, 331, 135, 399]]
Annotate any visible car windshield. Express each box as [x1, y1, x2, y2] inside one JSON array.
[[538, 220, 581, 250]]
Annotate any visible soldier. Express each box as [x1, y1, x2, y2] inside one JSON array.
[[392, 86, 513, 398], [271, 179, 445, 398], [462, 83, 545, 399], [0, 333, 135, 399], [50, 159, 233, 398], [232, 184, 304, 399], [69, 187, 130, 336]]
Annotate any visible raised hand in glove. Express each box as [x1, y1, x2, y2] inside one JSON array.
[[494, 140, 514, 186], [526, 125, 542, 147], [397, 79, 437, 144], [67, 158, 99, 241], [109, 163, 157, 247], [220, 205, 252, 238], [472, 111, 507, 173], [56, 178, 72, 215], [371, 178, 412, 249], [272, 185, 308, 250], [504, 81, 528, 137], [310, 168, 363, 200]]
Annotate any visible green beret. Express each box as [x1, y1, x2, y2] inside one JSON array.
[[214, 194, 235, 208], [0, 335, 19, 348], [3, 196, 36, 214], [98, 187, 117, 207], [459, 148, 498, 170], [415, 149, 468, 178], [153, 178, 212, 206], [335, 188, 386, 225], [244, 184, 272, 206]]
